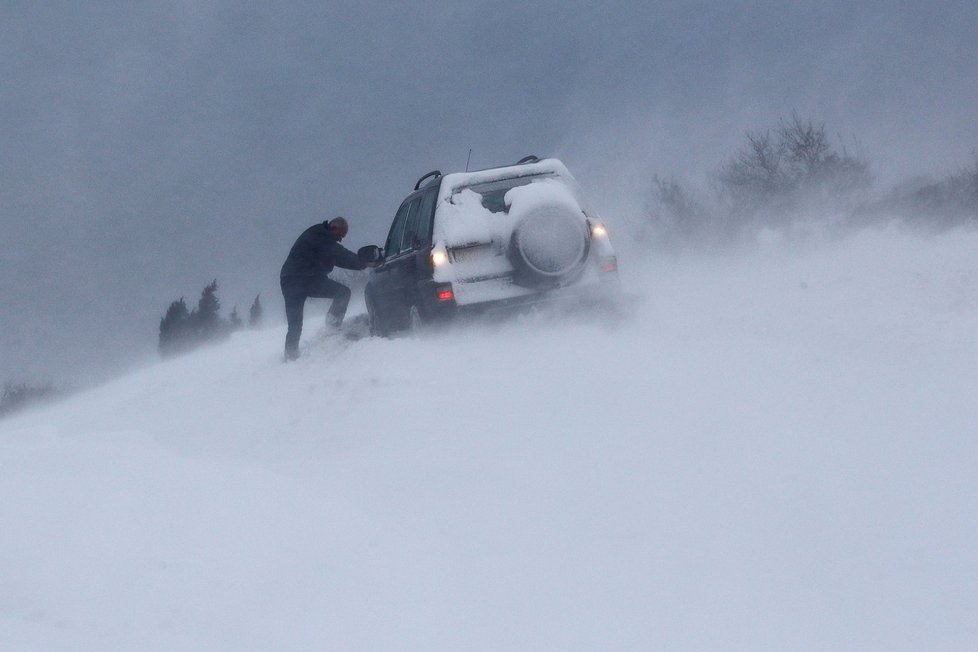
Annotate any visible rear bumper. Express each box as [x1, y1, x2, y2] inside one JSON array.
[[420, 267, 620, 319]]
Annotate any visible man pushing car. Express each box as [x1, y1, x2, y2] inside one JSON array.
[[279, 217, 366, 361]]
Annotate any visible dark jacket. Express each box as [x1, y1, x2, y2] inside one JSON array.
[[280, 222, 366, 277]]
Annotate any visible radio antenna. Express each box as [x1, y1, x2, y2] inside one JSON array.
[[465, 148, 472, 172]]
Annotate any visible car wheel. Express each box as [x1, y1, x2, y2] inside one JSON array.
[[366, 296, 389, 338], [509, 203, 590, 287], [408, 304, 426, 335]]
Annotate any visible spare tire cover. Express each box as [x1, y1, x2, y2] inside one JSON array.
[[509, 203, 590, 286]]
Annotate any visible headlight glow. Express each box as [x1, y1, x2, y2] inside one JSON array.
[[591, 223, 608, 238], [431, 250, 448, 267]]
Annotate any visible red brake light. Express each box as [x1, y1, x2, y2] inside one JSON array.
[[437, 288, 454, 301]]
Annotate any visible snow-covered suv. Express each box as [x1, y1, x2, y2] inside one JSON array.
[[360, 156, 618, 335]]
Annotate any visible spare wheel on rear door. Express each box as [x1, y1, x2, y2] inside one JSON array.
[[508, 201, 590, 287]]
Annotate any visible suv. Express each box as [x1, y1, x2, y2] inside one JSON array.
[[360, 156, 618, 335]]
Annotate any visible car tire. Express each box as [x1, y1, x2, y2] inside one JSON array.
[[366, 296, 390, 338], [509, 203, 590, 288], [408, 304, 426, 335]]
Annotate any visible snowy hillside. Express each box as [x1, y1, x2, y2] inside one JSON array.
[[2, 227, 977, 650]]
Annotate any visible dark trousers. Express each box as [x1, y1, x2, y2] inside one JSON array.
[[281, 275, 352, 355]]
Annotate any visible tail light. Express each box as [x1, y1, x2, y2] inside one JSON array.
[[436, 285, 455, 301]]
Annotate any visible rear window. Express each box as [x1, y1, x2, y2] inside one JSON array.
[[456, 174, 557, 214]]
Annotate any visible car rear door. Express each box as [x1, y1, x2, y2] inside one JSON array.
[[371, 195, 422, 319]]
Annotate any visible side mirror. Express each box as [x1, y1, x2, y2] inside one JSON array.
[[358, 245, 384, 267]]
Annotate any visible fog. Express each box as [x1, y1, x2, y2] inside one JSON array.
[[2, 1, 977, 384]]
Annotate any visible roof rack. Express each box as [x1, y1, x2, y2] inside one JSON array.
[[414, 170, 441, 190], [515, 155, 540, 165]]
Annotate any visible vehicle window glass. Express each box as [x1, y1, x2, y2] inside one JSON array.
[[385, 202, 411, 257], [399, 197, 423, 252], [416, 188, 437, 244], [456, 173, 559, 214]]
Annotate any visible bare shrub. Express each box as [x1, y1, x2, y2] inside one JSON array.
[[717, 113, 872, 225], [0, 382, 66, 418]]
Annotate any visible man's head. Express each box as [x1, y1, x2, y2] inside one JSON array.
[[327, 217, 349, 241]]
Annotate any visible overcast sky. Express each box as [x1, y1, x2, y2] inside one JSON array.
[[2, 1, 977, 384]]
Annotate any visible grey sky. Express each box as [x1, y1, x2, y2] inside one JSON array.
[[2, 1, 977, 383]]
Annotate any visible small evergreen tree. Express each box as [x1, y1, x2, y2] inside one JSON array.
[[249, 293, 263, 328], [159, 297, 192, 356], [194, 279, 222, 339], [229, 304, 243, 330], [158, 280, 232, 357]]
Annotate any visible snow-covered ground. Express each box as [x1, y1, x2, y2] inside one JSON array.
[[2, 226, 977, 650]]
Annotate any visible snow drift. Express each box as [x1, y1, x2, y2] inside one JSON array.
[[1, 227, 977, 650]]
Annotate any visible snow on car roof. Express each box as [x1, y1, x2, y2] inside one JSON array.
[[430, 158, 586, 246], [437, 158, 575, 200], [429, 158, 596, 254]]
